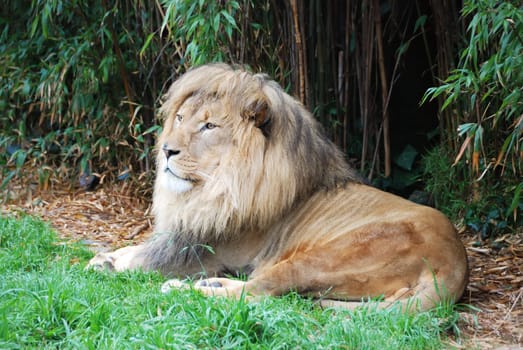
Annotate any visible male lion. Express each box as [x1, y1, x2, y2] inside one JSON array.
[[88, 63, 468, 312]]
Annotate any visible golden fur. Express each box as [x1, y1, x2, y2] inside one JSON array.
[[88, 63, 468, 312]]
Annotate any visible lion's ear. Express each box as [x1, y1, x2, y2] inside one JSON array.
[[245, 100, 271, 137]]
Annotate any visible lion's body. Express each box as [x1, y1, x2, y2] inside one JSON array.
[[88, 64, 468, 311]]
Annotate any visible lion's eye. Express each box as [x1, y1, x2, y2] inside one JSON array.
[[203, 122, 217, 130], [176, 114, 183, 122]]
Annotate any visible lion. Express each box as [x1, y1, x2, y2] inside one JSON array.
[[88, 63, 468, 312]]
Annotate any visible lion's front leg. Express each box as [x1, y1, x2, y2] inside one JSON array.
[[86, 244, 145, 271]]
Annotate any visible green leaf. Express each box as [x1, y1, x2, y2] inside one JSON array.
[[225, 26, 232, 39], [396, 41, 410, 58], [160, 2, 175, 35], [473, 124, 483, 152], [220, 10, 237, 28], [440, 88, 458, 111], [506, 182, 523, 218], [15, 150, 27, 168], [1, 171, 16, 189], [212, 13, 221, 33], [140, 33, 156, 58], [414, 15, 427, 33], [143, 125, 162, 135], [457, 123, 477, 137], [394, 144, 419, 171]]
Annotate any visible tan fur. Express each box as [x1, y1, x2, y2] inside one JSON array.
[[87, 63, 468, 312]]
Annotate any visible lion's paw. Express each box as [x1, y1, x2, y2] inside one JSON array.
[[195, 279, 224, 288], [193, 278, 248, 298], [161, 278, 190, 293], [85, 253, 116, 271]]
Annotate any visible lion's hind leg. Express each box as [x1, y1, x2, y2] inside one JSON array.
[[318, 276, 450, 313], [318, 294, 421, 313]]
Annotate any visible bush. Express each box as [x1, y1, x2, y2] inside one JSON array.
[[0, 0, 244, 190], [423, 0, 522, 235], [423, 145, 521, 237]]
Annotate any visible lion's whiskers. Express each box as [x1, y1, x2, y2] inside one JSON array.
[[195, 170, 213, 181]]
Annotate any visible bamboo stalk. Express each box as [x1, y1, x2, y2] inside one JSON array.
[[359, 1, 374, 173], [239, 0, 249, 64], [373, 0, 391, 177], [315, 0, 325, 113], [299, 1, 309, 106], [290, 0, 305, 103], [429, 0, 460, 150], [338, 50, 344, 106], [342, 2, 351, 151]]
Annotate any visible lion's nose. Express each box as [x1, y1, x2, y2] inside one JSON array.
[[162, 144, 180, 159]]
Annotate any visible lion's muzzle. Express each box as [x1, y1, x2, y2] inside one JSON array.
[[162, 143, 181, 159]]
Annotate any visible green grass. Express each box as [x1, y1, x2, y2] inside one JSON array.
[[0, 215, 463, 349]]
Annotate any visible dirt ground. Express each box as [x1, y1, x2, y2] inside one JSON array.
[[1, 180, 522, 349]]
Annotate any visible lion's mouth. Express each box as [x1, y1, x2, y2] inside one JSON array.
[[164, 167, 196, 183]]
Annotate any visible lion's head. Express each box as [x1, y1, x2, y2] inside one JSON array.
[[153, 64, 360, 240]]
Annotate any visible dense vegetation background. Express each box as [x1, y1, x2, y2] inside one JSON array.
[[1, 0, 521, 236]]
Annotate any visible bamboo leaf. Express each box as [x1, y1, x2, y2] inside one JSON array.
[[453, 135, 473, 166], [396, 42, 410, 58], [506, 182, 523, 219], [160, 2, 175, 35], [140, 33, 156, 58], [1, 171, 16, 189], [220, 10, 237, 28], [473, 124, 484, 152], [212, 13, 221, 33], [414, 15, 427, 33], [15, 150, 27, 169], [495, 133, 515, 167], [457, 123, 477, 137], [143, 125, 162, 135]]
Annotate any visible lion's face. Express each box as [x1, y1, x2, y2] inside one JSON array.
[[156, 94, 234, 194]]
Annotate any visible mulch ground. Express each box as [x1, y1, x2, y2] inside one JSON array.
[[1, 180, 521, 349]]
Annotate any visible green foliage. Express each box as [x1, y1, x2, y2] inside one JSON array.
[[160, 0, 240, 65], [371, 144, 423, 197], [423, 145, 521, 237], [422, 146, 466, 219], [424, 1, 523, 175], [1, 1, 146, 186], [0, 0, 247, 189], [0, 215, 464, 349], [422, 0, 522, 234]]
